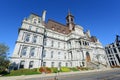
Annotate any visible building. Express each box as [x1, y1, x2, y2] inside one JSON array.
[[11, 10, 107, 69], [105, 35, 120, 67]]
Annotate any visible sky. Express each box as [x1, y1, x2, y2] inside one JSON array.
[[0, 0, 120, 56]]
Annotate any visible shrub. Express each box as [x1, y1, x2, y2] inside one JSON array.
[[50, 67, 58, 73], [7, 68, 40, 76], [60, 67, 70, 72], [70, 67, 79, 71], [77, 67, 90, 71], [39, 67, 52, 73]]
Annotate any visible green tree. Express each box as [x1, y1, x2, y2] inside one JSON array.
[[0, 43, 10, 74]]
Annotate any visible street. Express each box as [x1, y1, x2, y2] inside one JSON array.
[[27, 68, 120, 80]]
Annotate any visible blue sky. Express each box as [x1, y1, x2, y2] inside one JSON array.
[[0, 0, 120, 56]]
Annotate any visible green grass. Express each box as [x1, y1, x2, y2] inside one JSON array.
[[70, 67, 79, 71], [5, 68, 41, 76], [60, 67, 71, 72]]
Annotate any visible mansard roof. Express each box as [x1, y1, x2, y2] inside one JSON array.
[[45, 19, 71, 34]]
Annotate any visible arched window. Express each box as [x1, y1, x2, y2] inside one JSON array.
[[20, 61, 25, 69], [25, 33, 30, 42], [21, 46, 27, 56], [32, 35, 37, 43], [30, 47, 35, 56]]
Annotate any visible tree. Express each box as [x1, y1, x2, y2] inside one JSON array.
[[0, 43, 10, 74]]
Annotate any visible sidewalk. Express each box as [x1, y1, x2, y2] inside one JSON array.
[[0, 68, 112, 80]]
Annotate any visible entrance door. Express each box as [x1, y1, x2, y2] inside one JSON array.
[[86, 52, 91, 62]]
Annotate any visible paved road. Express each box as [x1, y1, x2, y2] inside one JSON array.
[[27, 68, 120, 80]]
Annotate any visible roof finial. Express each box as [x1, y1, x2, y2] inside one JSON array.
[[68, 8, 71, 15]]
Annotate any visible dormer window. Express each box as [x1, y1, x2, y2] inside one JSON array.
[[33, 19, 37, 24]]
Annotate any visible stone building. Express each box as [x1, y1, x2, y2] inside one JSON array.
[[11, 11, 107, 69], [105, 35, 120, 67]]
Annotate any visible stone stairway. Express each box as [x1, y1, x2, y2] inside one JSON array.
[[87, 61, 107, 69]]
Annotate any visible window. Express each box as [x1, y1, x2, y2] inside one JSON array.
[[64, 53, 66, 59], [28, 26, 32, 30], [107, 49, 110, 54], [38, 20, 41, 23], [58, 52, 60, 59], [118, 47, 120, 52], [44, 39, 47, 46], [33, 19, 37, 24], [79, 41, 81, 45], [21, 46, 27, 56], [58, 52, 60, 55], [20, 61, 25, 69], [58, 62, 61, 67], [66, 63, 68, 67], [30, 47, 35, 56], [51, 41, 54, 47], [36, 28, 38, 32], [43, 50, 46, 57], [58, 42, 60, 48], [85, 41, 87, 46], [64, 43, 66, 49], [113, 48, 117, 53], [25, 33, 30, 42], [51, 62, 54, 67], [51, 51, 53, 58], [29, 61, 34, 68], [32, 35, 37, 43], [43, 62, 46, 67]]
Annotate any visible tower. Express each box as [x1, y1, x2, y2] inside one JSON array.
[[66, 11, 75, 31]]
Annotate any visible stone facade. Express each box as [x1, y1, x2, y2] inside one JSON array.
[[11, 11, 107, 69]]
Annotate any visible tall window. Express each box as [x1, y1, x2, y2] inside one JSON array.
[[66, 63, 68, 67], [58, 52, 60, 55], [36, 28, 38, 32], [43, 50, 46, 57], [30, 47, 35, 57], [113, 48, 117, 53], [58, 52, 60, 59], [33, 19, 37, 24], [21, 46, 27, 56], [64, 43, 66, 49], [32, 35, 37, 43], [43, 62, 46, 67], [44, 39, 47, 46], [58, 42, 60, 48], [29, 61, 34, 68], [51, 62, 54, 67], [51, 41, 54, 47], [58, 62, 61, 67], [51, 51, 53, 58], [64, 53, 66, 59], [25, 33, 30, 42], [20, 61, 25, 69], [79, 41, 81, 45], [28, 26, 32, 30]]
